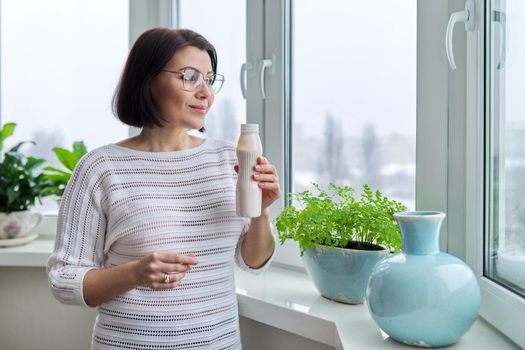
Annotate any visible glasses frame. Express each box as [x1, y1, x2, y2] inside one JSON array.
[[161, 68, 225, 94]]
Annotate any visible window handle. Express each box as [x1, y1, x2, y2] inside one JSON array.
[[492, 10, 506, 70], [446, 0, 476, 70], [258, 54, 275, 99], [240, 62, 252, 99]]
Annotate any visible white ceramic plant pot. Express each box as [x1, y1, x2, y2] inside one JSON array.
[[0, 211, 43, 239]]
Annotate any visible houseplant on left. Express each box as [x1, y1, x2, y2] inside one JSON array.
[[0, 122, 50, 242]]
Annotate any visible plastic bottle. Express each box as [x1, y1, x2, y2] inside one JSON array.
[[236, 124, 263, 217]]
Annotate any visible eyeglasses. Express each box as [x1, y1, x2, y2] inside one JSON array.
[[161, 67, 225, 94]]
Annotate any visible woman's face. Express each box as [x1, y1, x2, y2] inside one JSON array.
[[151, 46, 215, 130]]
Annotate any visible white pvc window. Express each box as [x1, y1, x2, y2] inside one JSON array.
[[485, 0, 525, 298], [464, 0, 525, 347], [0, 0, 129, 213]]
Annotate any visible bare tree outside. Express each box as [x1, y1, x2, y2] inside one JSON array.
[[361, 122, 381, 190], [316, 114, 348, 186]]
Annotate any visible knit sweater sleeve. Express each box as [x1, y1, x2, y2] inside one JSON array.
[[47, 150, 108, 307], [234, 219, 277, 275]]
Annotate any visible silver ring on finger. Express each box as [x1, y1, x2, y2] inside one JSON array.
[[163, 273, 171, 284]]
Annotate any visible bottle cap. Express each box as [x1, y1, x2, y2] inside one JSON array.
[[240, 124, 259, 133]]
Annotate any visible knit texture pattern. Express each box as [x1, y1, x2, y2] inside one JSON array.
[[47, 138, 273, 350]]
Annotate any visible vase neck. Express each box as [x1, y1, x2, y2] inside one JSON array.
[[395, 211, 445, 255]]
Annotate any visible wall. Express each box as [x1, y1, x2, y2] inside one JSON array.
[[240, 316, 334, 350], [0, 267, 96, 350], [0, 267, 334, 350]]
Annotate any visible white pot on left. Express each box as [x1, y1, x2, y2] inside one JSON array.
[[0, 211, 43, 240]]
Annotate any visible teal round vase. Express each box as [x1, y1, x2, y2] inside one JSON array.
[[366, 211, 480, 348]]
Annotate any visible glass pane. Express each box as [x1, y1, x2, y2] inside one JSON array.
[[486, 0, 525, 297], [177, 0, 246, 143], [292, 0, 416, 209], [1, 0, 129, 212]]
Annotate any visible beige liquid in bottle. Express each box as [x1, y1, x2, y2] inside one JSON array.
[[236, 124, 263, 217]]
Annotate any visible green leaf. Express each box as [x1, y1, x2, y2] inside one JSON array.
[[6, 187, 18, 206], [8, 141, 32, 154], [72, 141, 88, 159], [43, 166, 71, 178], [0, 122, 16, 152], [35, 141, 88, 201], [53, 147, 79, 171], [25, 156, 46, 170], [43, 172, 71, 183]]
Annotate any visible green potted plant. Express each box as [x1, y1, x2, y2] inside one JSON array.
[[42, 141, 87, 199], [275, 182, 407, 304], [0, 122, 49, 243]]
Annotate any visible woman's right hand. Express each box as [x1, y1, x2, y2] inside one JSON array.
[[133, 252, 199, 290], [83, 252, 199, 306]]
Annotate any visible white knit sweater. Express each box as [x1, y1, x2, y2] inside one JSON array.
[[47, 138, 274, 350]]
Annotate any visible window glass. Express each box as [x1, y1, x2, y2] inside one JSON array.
[[292, 0, 417, 209], [1, 0, 129, 212], [486, 0, 525, 296], [177, 0, 246, 143]]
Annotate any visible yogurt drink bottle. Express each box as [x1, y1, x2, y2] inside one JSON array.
[[236, 124, 263, 217]]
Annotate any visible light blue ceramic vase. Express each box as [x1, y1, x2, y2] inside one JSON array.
[[366, 211, 480, 348], [303, 244, 389, 304]]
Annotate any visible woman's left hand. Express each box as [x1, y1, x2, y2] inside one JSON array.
[[253, 156, 281, 210], [235, 156, 281, 210]]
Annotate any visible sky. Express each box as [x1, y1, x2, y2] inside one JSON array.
[[1, 0, 129, 150]]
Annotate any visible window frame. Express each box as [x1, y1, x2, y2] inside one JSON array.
[[464, 0, 525, 347], [245, 0, 301, 267], [416, 0, 451, 253], [130, 0, 173, 138]]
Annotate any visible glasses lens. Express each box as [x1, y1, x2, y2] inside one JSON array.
[[179, 69, 224, 94], [179, 69, 201, 92], [212, 75, 225, 94]]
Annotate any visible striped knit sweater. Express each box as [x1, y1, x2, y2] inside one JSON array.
[[47, 138, 274, 350]]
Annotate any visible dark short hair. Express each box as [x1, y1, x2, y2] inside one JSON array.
[[112, 27, 217, 128]]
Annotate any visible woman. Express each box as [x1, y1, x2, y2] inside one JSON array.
[[47, 27, 280, 349]]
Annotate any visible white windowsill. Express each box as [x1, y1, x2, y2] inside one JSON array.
[[0, 237, 519, 349], [0, 234, 55, 267]]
